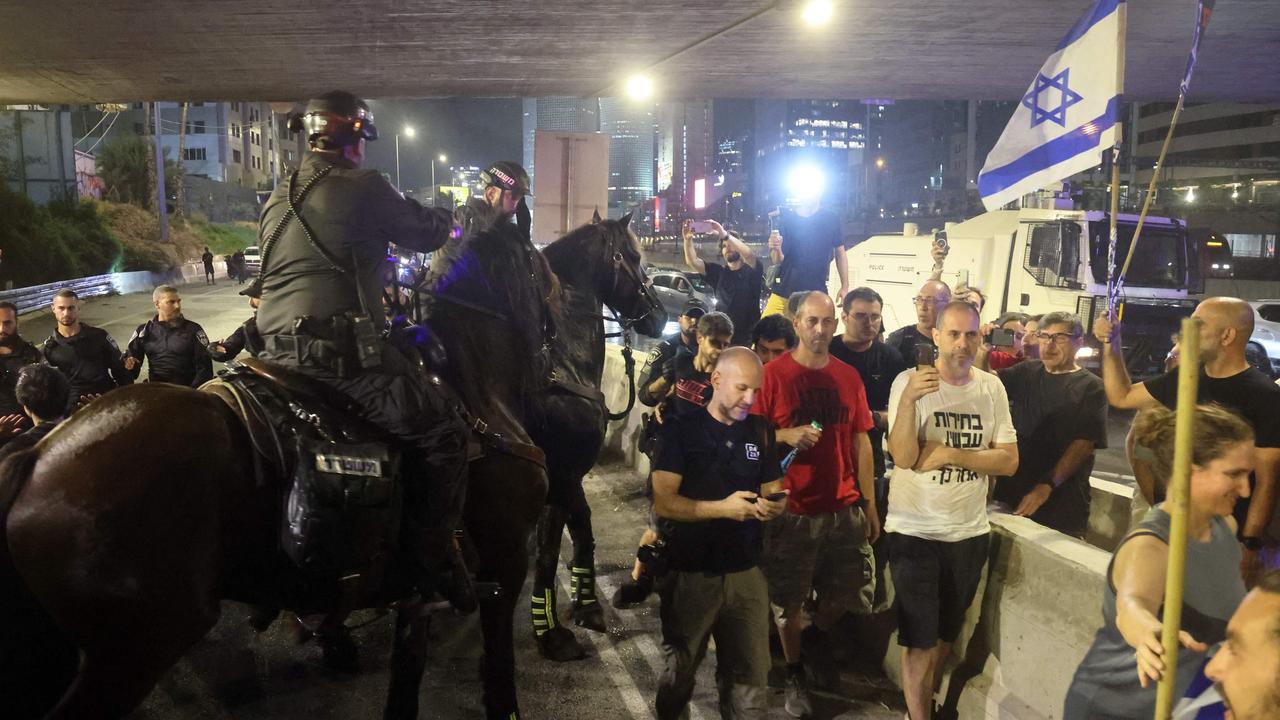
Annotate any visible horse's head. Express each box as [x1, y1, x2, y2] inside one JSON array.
[[591, 211, 666, 338]]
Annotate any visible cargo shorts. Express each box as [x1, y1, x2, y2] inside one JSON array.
[[762, 504, 875, 620]]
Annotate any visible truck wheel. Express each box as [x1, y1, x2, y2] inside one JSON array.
[[1245, 342, 1274, 379]]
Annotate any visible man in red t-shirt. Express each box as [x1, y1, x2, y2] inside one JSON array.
[[752, 291, 879, 716]]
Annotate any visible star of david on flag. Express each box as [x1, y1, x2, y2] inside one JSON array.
[[978, 0, 1125, 210], [1023, 69, 1084, 128]]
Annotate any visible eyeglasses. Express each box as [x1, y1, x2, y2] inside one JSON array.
[[1036, 332, 1081, 345]]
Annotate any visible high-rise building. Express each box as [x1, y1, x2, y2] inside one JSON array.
[[521, 97, 599, 193], [752, 99, 866, 217], [655, 100, 714, 214], [599, 97, 655, 216]]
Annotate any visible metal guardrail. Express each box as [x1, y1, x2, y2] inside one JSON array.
[[0, 266, 198, 316], [0, 274, 117, 315]]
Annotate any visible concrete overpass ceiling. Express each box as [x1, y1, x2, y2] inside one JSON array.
[[0, 1, 1276, 104]]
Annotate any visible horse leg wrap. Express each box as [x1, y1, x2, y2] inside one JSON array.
[[531, 586, 586, 661], [569, 565, 606, 633]]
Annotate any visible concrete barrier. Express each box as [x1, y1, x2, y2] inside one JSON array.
[[599, 343, 1125, 718]]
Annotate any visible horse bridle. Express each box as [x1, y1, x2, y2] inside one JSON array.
[[599, 235, 662, 332]]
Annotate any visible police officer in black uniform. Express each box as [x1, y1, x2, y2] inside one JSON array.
[[255, 90, 467, 595], [0, 300, 41, 439], [41, 288, 131, 410], [637, 298, 706, 408], [123, 285, 214, 387], [209, 279, 264, 362]]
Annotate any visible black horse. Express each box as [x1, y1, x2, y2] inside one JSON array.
[[422, 211, 662, 716], [526, 213, 665, 660]]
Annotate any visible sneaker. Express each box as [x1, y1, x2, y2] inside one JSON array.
[[783, 672, 813, 718]]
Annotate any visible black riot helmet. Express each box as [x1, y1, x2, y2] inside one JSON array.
[[287, 90, 379, 150], [480, 161, 530, 197]]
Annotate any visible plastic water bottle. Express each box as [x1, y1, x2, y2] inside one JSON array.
[[780, 421, 823, 473]]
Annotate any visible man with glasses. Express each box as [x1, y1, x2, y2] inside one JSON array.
[[830, 287, 905, 522], [887, 280, 950, 364], [830, 287, 906, 621], [994, 312, 1107, 536]]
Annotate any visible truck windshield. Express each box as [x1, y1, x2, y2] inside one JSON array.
[[1089, 220, 1188, 289]]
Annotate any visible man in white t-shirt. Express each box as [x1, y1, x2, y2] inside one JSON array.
[[885, 301, 1019, 720]]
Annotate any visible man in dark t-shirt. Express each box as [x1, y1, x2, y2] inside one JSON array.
[[762, 199, 849, 317], [829, 287, 907, 480], [828, 286, 906, 615], [996, 312, 1107, 537], [658, 312, 733, 422], [682, 219, 762, 346], [1095, 297, 1280, 582], [651, 347, 786, 719], [886, 279, 950, 365]]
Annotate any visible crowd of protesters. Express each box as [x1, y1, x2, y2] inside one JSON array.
[[648, 211, 1278, 720]]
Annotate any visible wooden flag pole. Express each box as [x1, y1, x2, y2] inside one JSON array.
[[1153, 315, 1200, 720]]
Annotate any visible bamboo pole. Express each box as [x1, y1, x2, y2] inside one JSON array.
[[1154, 316, 1200, 720], [1118, 95, 1185, 285]]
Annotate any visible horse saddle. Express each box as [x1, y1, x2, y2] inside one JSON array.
[[203, 358, 402, 604]]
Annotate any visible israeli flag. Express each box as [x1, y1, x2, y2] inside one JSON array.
[[978, 0, 1125, 211]]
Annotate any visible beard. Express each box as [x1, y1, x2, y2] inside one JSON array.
[[725, 251, 742, 263]]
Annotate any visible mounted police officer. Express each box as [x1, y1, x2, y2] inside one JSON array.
[[123, 285, 214, 387], [255, 90, 468, 598], [456, 160, 531, 241]]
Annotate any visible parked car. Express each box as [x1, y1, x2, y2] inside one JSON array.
[[1247, 300, 1280, 378], [243, 245, 261, 275], [648, 268, 716, 315]]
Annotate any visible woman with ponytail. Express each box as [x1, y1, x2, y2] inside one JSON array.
[[1065, 403, 1255, 719]]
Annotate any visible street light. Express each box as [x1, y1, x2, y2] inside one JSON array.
[[395, 125, 415, 189], [626, 74, 653, 100], [800, 0, 834, 27], [431, 153, 448, 205]]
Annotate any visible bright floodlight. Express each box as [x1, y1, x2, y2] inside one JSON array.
[[801, 0, 834, 26], [1185, 186, 1196, 202], [403, 126, 415, 138], [626, 74, 654, 100], [787, 164, 826, 200], [438, 154, 447, 163]]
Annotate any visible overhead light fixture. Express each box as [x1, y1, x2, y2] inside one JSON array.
[[438, 154, 447, 163], [626, 74, 653, 100], [403, 126, 415, 138], [801, 0, 834, 26]]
